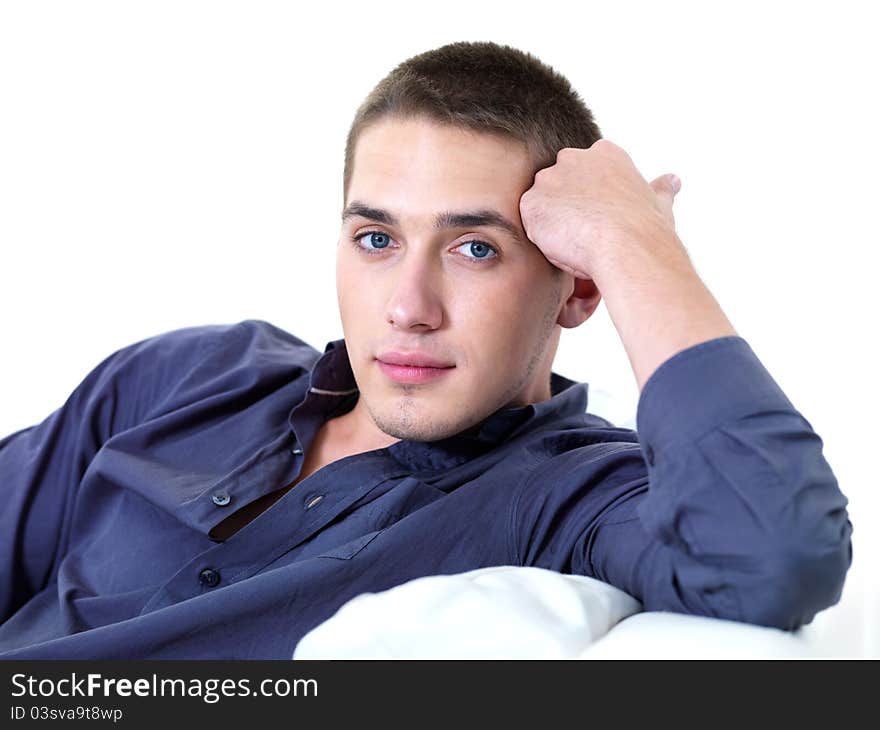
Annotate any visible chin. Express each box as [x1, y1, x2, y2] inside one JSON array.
[[368, 401, 474, 443]]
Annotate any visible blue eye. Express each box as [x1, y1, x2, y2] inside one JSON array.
[[461, 241, 495, 260], [357, 231, 391, 250], [351, 231, 499, 264]]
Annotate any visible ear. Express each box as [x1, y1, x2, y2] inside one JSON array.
[[556, 275, 602, 329]]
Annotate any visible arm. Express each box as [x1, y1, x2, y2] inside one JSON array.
[[0, 321, 251, 623], [587, 230, 736, 393], [0, 347, 130, 622], [601, 335, 851, 630], [512, 335, 852, 629], [515, 140, 853, 628]]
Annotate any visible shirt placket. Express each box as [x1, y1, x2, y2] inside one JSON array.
[[138, 451, 404, 613]]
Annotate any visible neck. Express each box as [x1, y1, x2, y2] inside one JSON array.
[[328, 396, 400, 453]]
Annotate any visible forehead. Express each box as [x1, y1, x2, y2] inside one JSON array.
[[349, 116, 535, 206]]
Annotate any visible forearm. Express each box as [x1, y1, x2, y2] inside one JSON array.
[[591, 232, 738, 393]]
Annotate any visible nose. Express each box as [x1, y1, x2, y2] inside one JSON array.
[[384, 254, 444, 331]]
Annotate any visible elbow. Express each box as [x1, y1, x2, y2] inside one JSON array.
[[738, 525, 853, 631]]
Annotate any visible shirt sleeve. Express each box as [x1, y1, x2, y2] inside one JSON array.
[[0, 348, 130, 622], [512, 336, 853, 631], [0, 322, 256, 623]]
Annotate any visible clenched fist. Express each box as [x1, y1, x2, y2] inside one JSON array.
[[519, 139, 682, 281]]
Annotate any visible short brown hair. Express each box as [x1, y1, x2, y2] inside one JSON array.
[[342, 40, 603, 205]]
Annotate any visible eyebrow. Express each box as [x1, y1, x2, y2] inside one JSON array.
[[341, 201, 526, 245]]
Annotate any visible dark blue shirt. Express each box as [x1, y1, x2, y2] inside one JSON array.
[[0, 320, 852, 658]]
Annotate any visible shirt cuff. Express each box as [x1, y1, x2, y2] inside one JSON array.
[[635, 336, 797, 466]]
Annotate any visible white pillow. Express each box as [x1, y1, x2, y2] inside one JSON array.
[[293, 565, 642, 659], [580, 611, 818, 659]]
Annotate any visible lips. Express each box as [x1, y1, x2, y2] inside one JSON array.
[[376, 351, 455, 368], [375, 351, 455, 385]]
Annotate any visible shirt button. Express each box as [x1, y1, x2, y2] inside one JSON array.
[[212, 491, 231, 507], [199, 568, 221, 587], [291, 445, 304, 455], [305, 494, 323, 509]]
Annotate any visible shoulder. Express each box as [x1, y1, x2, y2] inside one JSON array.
[[127, 318, 314, 355], [522, 413, 642, 464], [90, 319, 321, 421], [507, 418, 650, 567], [113, 319, 318, 371], [513, 416, 648, 501]]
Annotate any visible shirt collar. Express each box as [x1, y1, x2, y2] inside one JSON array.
[[299, 337, 589, 472]]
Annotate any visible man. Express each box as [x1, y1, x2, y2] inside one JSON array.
[[0, 41, 852, 658]]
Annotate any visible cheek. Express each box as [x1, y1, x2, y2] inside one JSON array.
[[336, 258, 367, 313], [454, 286, 543, 360], [463, 273, 547, 328]]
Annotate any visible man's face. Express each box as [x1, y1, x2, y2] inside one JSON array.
[[337, 115, 566, 442]]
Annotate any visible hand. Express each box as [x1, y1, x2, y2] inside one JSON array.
[[518, 139, 683, 281]]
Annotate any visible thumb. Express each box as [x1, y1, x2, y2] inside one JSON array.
[[651, 173, 681, 208], [651, 172, 681, 196]]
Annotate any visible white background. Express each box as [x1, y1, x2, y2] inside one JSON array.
[[1, 0, 876, 655]]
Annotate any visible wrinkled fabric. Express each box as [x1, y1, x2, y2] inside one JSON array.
[[0, 319, 852, 657]]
